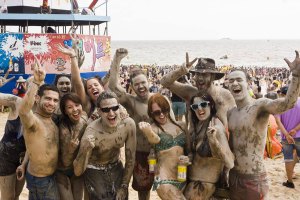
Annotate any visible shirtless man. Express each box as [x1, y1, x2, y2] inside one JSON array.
[[160, 54, 235, 129], [108, 49, 155, 200], [19, 60, 60, 200], [73, 91, 136, 200], [227, 51, 300, 200]]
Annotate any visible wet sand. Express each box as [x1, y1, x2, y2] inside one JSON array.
[[0, 112, 298, 199]]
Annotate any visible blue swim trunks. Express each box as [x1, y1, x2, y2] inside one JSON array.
[[282, 138, 300, 162]]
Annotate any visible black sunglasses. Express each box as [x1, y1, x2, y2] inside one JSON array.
[[100, 105, 120, 113], [190, 101, 210, 111], [151, 109, 168, 117]]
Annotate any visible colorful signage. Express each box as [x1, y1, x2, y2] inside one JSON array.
[[0, 33, 111, 75]]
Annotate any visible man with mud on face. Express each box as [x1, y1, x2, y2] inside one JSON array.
[[52, 74, 72, 125], [160, 54, 235, 131], [19, 59, 61, 200], [160, 55, 236, 194], [227, 51, 300, 200], [109, 48, 175, 200], [73, 91, 136, 200], [53, 74, 72, 98]]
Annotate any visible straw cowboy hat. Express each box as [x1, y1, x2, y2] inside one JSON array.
[[189, 58, 225, 80], [16, 76, 26, 83]]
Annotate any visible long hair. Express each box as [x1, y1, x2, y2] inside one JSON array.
[[190, 94, 216, 127], [60, 93, 82, 125], [84, 76, 104, 95], [148, 93, 183, 132], [189, 94, 216, 157]]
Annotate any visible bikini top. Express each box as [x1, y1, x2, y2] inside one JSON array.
[[154, 130, 186, 152]]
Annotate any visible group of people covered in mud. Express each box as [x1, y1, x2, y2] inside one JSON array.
[[0, 35, 300, 200]]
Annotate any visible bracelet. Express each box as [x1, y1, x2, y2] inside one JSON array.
[[70, 55, 77, 59], [292, 73, 299, 77]]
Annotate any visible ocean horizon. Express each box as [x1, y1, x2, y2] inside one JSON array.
[[111, 40, 300, 67]]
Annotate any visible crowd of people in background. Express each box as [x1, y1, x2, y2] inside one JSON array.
[[0, 42, 299, 200], [119, 63, 291, 105]]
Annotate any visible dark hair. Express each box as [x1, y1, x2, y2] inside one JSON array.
[[230, 69, 251, 81], [190, 94, 216, 126], [96, 91, 118, 107], [257, 85, 261, 93], [84, 76, 104, 94], [37, 84, 59, 97], [148, 93, 183, 132], [60, 93, 82, 119], [53, 74, 71, 86], [129, 69, 146, 84]]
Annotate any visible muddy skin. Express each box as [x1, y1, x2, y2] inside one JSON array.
[[227, 50, 300, 200], [18, 60, 60, 200], [57, 38, 104, 118], [108, 48, 175, 200], [184, 97, 234, 200], [160, 56, 235, 130], [53, 75, 72, 117], [139, 108, 188, 200], [19, 62, 59, 178], [0, 94, 26, 200], [57, 99, 88, 200], [74, 95, 136, 200]]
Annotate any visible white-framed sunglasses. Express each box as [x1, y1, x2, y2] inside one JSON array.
[[190, 101, 210, 111]]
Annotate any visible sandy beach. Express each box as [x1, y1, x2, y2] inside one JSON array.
[[0, 112, 299, 200]]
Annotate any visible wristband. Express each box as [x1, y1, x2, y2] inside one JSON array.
[[292, 73, 299, 77]]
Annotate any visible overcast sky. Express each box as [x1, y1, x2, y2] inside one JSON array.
[[99, 0, 300, 40]]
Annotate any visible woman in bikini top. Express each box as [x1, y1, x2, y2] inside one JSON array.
[[184, 94, 234, 200], [139, 93, 189, 200]]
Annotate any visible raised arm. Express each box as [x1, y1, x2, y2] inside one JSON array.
[[101, 69, 110, 87], [0, 65, 15, 87], [108, 48, 130, 105], [57, 35, 90, 111], [138, 122, 160, 144], [19, 57, 45, 130], [0, 93, 22, 120], [263, 51, 300, 114], [0, 93, 20, 111], [116, 118, 136, 200], [160, 53, 198, 102], [73, 126, 95, 176]]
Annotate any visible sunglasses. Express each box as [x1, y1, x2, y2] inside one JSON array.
[[100, 105, 120, 113], [190, 101, 210, 111], [151, 109, 168, 117]]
